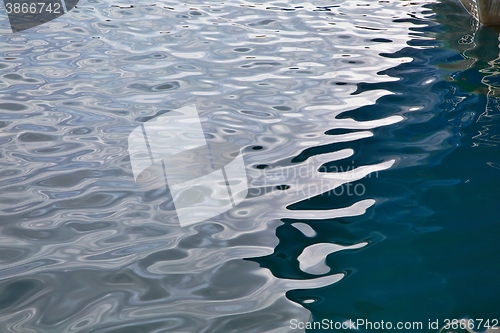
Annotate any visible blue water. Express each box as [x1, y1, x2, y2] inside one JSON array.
[[271, 2, 500, 331], [0, 0, 499, 332]]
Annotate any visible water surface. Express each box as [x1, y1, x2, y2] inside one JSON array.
[[0, 0, 499, 332]]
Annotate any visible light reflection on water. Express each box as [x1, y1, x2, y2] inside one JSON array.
[[1, 0, 487, 332]]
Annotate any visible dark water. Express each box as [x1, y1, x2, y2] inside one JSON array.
[[0, 0, 499, 332], [274, 2, 500, 332]]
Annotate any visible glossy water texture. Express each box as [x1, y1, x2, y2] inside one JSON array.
[[0, 0, 499, 332]]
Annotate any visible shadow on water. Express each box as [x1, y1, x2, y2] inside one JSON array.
[[250, 1, 500, 331]]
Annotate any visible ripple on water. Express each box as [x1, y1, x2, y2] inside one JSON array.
[[0, 0, 451, 332]]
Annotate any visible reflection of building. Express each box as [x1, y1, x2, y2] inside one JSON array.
[[460, 0, 500, 26]]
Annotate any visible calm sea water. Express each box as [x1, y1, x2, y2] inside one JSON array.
[[0, 0, 499, 332]]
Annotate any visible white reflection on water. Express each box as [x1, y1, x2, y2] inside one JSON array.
[[0, 0, 439, 331], [298, 242, 367, 275]]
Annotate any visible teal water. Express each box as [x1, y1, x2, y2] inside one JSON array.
[[253, 1, 500, 331], [0, 0, 499, 332]]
